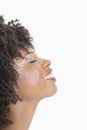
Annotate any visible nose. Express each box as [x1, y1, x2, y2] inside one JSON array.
[[42, 59, 51, 68]]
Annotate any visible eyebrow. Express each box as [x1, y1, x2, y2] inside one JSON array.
[[23, 51, 34, 59]]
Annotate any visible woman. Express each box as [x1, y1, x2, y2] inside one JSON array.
[[0, 15, 57, 130]]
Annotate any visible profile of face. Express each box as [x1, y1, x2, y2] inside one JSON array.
[[14, 48, 57, 102]]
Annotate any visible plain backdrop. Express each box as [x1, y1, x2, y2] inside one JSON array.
[[0, 0, 87, 130]]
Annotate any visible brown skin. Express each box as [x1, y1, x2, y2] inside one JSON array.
[[1, 48, 57, 130]]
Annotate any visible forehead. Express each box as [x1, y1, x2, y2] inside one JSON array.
[[20, 48, 35, 57]]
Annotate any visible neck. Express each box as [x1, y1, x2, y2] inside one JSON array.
[[2, 100, 39, 130]]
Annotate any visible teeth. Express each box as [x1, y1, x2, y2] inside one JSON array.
[[44, 74, 54, 80]]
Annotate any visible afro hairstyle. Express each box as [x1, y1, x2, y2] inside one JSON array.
[[0, 15, 34, 128]]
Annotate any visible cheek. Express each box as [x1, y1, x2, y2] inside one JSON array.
[[16, 69, 41, 100], [20, 70, 40, 87]]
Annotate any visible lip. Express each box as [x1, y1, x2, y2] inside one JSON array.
[[42, 69, 52, 77], [42, 69, 56, 81]]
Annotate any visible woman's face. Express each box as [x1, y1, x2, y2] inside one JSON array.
[[14, 48, 57, 101]]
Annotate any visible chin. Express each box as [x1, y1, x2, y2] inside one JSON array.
[[48, 85, 57, 97], [43, 85, 58, 99]]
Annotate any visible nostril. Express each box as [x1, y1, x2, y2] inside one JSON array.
[[43, 59, 51, 68]]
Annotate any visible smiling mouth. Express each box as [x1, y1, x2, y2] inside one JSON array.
[[43, 73, 56, 81], [43, 69, 56, 81]]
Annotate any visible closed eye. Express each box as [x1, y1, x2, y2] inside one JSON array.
[[28, 59, 36, 64]]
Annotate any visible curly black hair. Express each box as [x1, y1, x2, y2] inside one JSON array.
[[0, 15, 34, 128]]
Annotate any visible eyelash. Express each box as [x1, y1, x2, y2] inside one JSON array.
[[28, 59, 36, 64]]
